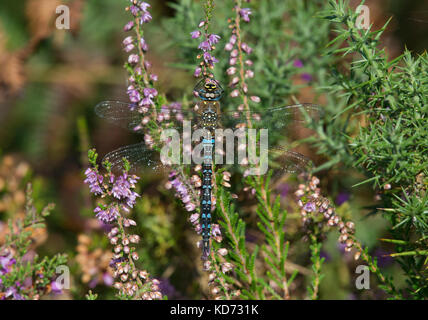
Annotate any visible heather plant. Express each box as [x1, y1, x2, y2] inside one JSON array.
[[84, 149, 163, 299], [0, 0, 426, 301], [0, 182, 67, 300], [79, 0, 427, 300]]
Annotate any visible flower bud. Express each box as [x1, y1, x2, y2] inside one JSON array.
[[132, 252, 139, 260]]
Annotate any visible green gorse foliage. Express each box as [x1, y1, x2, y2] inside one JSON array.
[[312, 0, 427, 299]]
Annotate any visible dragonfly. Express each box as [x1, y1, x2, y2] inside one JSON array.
[[95, 78, 321, 260]]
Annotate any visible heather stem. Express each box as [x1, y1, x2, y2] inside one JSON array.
[[233, 0, 252, 128], [260, 181, 290, 299], [308, 234, 323, 300]]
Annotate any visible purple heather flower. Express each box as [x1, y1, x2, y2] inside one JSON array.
[[337, 242, 346, 253], [189, 213, 199, 224], [143, 87, 158, 98], [373, 248, 394, 268], [303, 202, 316, 212], [239, 8, 252, 22], [88, 278, 98, 289], [95, 206, 119, 224], [130, 5, 140, 16], [5, 286, 23, 300], [293, 59, 304, 68], [124, 21, 134, 31], [103, 273, 114, 286], [224, 42, 234, 51], [250, 95, 260, 103], [112, 175, 132, 199], [0, 256, 16, 278], [335, 191, 350, 206], [126, 191, 140, 208], [128, 88, 141, 103], [203, 52, 218, 65], [198, 40, 212, 51], [230, 76, 239, 86], [230, 34, 237, 45], [0, 255, 14, 269], [230, 89, 239, 98], [194, 67, 202, 77], [245, 70, 254, 78], [182, 194, 191, 203], [301, 73, 312, 82], [123, 36, 133, 45], [22, 277, 33, 288], [226, 67, 236, 75], [134, 67, 142, 75], [185, 203, 196, 212], [124, 44, 135, 52], [191, 30, 201, 39], [128, 174, 139, 186], [140, 2, 151, 11], [212, 224, 221, 237], [241, 42, 252, 54], [160, 105, 170, 114], [198, 20, 206, 28], [128, 54, 139, 64], [84, 168, 103, 195], [277, 183, 290, 197], [320, 250, 331, 262], [176, 184, 187, 196], [140, 38, 149, 51], [150, 74, 158, 82], [158, 278, 178, 299], [170, 102, 182, 111], [140, 11, 152, 23], [51, 281, 63, 294], [140, 96, 153, 107], [208, 34, 220, 45]]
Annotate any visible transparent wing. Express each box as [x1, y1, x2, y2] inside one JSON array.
[[95, 101, 144, 134], [219, 103, 322, 130], [95, 100, 201, 133], [215, 104, 319, 175], [102, 142, 165, 173], [222, 144, 313, 177], [268, 147, 313, 174]]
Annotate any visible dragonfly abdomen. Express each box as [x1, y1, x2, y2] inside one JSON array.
[[200, 135, 215, 260], [201, 162, 212, 260]]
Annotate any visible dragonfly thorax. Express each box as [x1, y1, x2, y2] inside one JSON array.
[[201, 109, 218, 129]]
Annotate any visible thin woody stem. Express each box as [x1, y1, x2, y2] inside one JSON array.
[[260, 181, 290, 299], [234, 0, 252, 128]]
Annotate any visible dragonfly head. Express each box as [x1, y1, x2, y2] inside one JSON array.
[[195, 78, 224, 101]]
